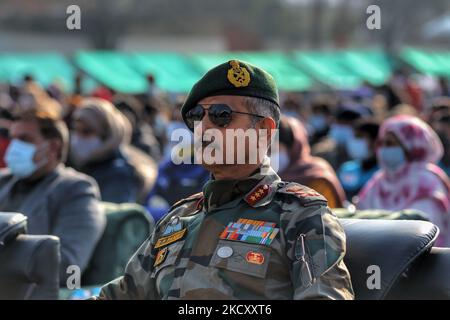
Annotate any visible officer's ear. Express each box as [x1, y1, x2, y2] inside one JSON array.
[[258, 117, 276, 141]]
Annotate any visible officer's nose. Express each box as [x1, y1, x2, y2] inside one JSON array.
[[201, 111, 216, 132]]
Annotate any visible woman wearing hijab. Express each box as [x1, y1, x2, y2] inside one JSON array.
[[357, 115, 450, 246], [69, 98, 152, 203], [277, 116, 346, 208]]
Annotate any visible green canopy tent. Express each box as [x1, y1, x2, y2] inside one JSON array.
[[129, 52, 201, 93], [292, 51, 362, 89], [236, 52, 311, 91], [189, 52, 312, 91], [400, 48, 450, 77], [74, 51, 148, 94], [0, 52, 83, 93], [337, 49, 392, 86]]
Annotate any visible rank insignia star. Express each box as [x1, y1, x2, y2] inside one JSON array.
[[245, 184, 270, 206]]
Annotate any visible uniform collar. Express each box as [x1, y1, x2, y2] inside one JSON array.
[[202, 157, 281, 212]]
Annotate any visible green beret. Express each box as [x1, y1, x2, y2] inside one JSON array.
[[181, 60, 279, 125]]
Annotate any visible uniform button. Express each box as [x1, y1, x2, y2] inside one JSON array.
[[217, 246, 233, 258]]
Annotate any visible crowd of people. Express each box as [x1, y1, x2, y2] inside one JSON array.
[[1, 66, 450, 284]]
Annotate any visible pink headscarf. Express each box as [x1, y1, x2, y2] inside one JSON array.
[[357, 115, 450, 246]]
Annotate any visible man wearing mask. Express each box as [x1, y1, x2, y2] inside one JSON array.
[[312, 105, 364, 170], [338, 119, 380, 200], [69, 98, 152, 204], [307, 97, 334, 146], [0, 104, 105, 285]]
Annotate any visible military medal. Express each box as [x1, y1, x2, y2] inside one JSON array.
[[217, 246, 234, 259], [246, 251, 265, 265], [219, 218, 279, 246]]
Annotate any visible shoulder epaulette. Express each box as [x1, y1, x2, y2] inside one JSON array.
[[169, 192, 204, 212], [154, 192, 204, 235], [277, 182, 327, 207]]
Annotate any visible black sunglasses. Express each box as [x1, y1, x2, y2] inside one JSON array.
[[185, 104, 265, 130]]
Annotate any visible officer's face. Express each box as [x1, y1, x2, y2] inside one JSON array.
[[195, 95, 273, 171]]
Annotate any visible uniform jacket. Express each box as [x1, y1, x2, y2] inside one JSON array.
[[97, 161, 354, 300]]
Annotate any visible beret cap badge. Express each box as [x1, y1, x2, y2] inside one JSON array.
[[227, 60, 251, 88]]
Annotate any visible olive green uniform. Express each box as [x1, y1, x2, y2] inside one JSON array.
[[97, 161, 354, 300]]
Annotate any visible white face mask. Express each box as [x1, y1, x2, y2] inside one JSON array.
[[70, 134, 103, 165], [5, 139, 39, 178], [346, 137, 370, 160]]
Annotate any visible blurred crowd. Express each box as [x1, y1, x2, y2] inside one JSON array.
[[1, 67, 450, 283]]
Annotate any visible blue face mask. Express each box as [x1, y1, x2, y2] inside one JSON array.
[[329, 124, 354, 145], [346, 137, 370, 160], [309, 115, 328, 133], [377, 146, 406, 172], [5, 139, 38, 178]]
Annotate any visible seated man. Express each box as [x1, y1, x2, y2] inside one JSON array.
[[96, 60, 353, 300], [0, 104, 106, 286]]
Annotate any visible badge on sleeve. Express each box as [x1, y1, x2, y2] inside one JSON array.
[[155, 229, 187, 249], [162, 216, 183, 236], [154, 247, 168, 267], [155, 216, 187, 249]]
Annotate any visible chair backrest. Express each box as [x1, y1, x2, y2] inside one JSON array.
[[340, 218, 438, 300], [81, 202, 154, 286], [0, 234, 60, 299], [386, 247, 450, 299]]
